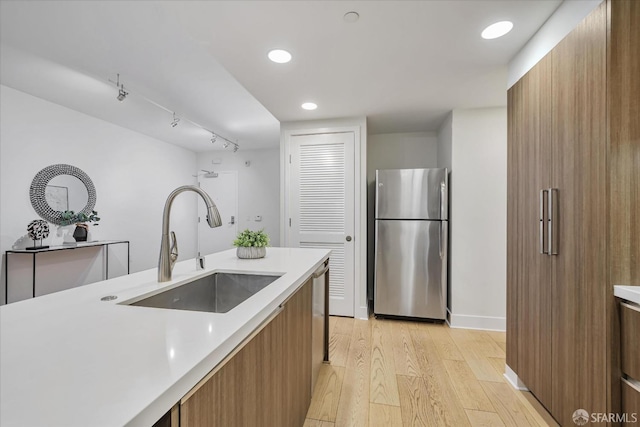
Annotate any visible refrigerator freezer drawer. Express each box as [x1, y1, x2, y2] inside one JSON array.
[[374, 219, 447, 320]]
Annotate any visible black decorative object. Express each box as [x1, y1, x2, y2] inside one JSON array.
[[72, 224, 88, 242], [29, 164, 96, 225], [26, 219, 50, 250]]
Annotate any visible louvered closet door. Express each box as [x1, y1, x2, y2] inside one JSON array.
[[290, 132, 355, 317]]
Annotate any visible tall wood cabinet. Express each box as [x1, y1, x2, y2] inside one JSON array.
[[507, 1, 639, 425]]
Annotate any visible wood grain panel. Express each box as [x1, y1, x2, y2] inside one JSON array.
[[181, 279, 312, 427], [608, 0, 640, 289], [511, 53, 554, 410], [550, 3, 608, 424], [621, 303, 640, 379], [608, 1, 640, 416], [621, 378, 640, 418]]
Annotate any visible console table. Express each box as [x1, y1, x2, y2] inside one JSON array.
[[5, 240, 130, 303]]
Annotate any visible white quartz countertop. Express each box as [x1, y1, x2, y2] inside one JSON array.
[[614, 285, 640, 306], [0, 247, 330, 427]]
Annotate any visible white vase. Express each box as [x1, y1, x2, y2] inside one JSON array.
[[236, 246, 266, 259]]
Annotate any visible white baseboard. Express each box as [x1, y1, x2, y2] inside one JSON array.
[[355, 304, 368, 320], [446, 308, 506, 331], [504, 364, 529, 391]]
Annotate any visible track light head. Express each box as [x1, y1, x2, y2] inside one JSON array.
[[223, 141, 230, 148], [117, 85, 128, 102], [171, 112, 180, 128], [210, 133, 217, 144], [233, 145, 239, 153]]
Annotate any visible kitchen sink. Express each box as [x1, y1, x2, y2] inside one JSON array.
[[130, 272, 281, 313]]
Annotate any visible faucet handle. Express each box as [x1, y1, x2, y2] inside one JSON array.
[[169, 231, 178, 267]]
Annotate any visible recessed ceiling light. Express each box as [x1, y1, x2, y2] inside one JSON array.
[[301, 102, 317, 110], [267, 49, 292, 63], [344, 11, 359, 23], [481, 21, 514, 39]]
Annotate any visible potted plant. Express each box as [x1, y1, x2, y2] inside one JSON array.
[[233, 229, 269, 259], [60, 210, 100, 242]]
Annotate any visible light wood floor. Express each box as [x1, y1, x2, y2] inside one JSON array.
[[304, 316, 559, 427]]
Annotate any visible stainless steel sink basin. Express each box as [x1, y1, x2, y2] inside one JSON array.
[[130, 272, 281, 313]]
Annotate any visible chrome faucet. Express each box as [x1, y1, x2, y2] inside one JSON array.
[[158, 185, 222, 282]]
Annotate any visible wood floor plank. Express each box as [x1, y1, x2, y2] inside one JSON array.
[[448, 329, 504, 383], [334, 316, 355, 336], [306, 364, 345, 422], [410, 328, 472, 426], [427, 324, 465, 361], [303, 419, 335, 427], [329, 332, 351, 367], [314, 318, 554, 427], [514, 391, 559, 427], [465, 409, 506, 427], [480, 381, 537, 427], [390, 321, 421, 377], [335, 319, 371, 427], [484, 331, 507, 345], [369, 320, 400, 406], [397, 374, 439, 426], [486, 357, 507, 380], [369, 403, 403, 427], [442, 359, 495, 412]]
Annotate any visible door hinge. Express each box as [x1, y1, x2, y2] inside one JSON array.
[[198, 216, 201, 223], [289, 218, 292, 227]]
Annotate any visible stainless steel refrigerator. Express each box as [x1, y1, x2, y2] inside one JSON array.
[[374, 168, 448, 320]]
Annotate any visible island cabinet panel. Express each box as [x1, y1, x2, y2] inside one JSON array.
[[180, 279, 313, 427]]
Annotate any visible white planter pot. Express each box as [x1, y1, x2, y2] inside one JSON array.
[[236, 246, 266, 259]]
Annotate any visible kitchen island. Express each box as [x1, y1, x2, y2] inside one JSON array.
[[0, 247, 330, 427]]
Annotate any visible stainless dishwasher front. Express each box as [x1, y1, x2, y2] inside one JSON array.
[[311, 260, 329, 391]]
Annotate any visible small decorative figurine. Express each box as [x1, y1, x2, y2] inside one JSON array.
[[26, 219, 50, 250]]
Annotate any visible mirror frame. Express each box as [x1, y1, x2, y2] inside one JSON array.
[[29, 164, 97, 225]]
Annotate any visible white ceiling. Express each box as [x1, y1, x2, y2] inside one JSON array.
[[0, 0, 561, 151]]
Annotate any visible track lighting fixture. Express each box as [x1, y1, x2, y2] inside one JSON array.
[[109, 72, 239, 151], [171, 112, 180, 128], [115, 74, 128, 102]]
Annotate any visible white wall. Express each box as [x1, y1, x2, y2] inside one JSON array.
[[0, 85, 198, 304], [366, 132, 439, 302], [508, 0, 602, 88], [437, 114, 453, 311], [196, 148, 280, 247], [446, 107, 507, 331], [280, 117, 367, 319]]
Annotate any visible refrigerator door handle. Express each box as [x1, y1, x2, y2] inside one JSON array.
[[439, 221, 447, 259], [540, 189, 549, 254]]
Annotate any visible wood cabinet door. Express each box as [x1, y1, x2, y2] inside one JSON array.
[[508, 53, 554, 410], [550, 2, 608, 424], [180, 279, 313, 427]]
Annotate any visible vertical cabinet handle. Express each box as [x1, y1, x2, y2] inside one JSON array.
[[540, 189, 549, 254], [548, 188, 559, 255]]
